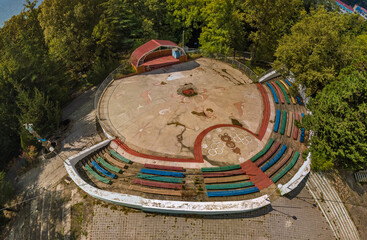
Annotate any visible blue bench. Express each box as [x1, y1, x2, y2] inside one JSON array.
[[285, 78, 292, 86], [300, 113, 305, 143], [91, 160, 116, 179], [140, 168, 184, 178], [260, 144, 287, 172], [274, 109, 281, 132], [207, 186, 259, 197], [296, 96, 302, 105], [266, 83, 279, 104]]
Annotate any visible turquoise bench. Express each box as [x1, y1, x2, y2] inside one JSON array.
[[84, 164, 111, 184], [260, 144, 287, 172], [137, 173, 183, 184], [110, 149, 132, 164], [205, 181, 254, 190], [272, 151, 300, 183], [251, 138, 274, 162], [280, 110, 287, 135], [97, 156, 121, 173], [201, 165, 241, 172], [207, 187, 259, 197]]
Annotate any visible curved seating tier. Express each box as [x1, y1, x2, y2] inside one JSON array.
[[285, 78, 292, 86], [260, 144, 287, 172], [286, 111, 293, 137], [275, 81, 290, 104], [137, 173, 183, 184], [202, 169, 245, 177], [129, 184, 182, 197], [201, 165, 241, 172], [296, 96, 302, 105], [251, 138, 274, 162], [84, 164, 111, 184], [255, 141, 281, 167], [207, 187, 259, 197], [103, 153, 126, 169], [266, 82, 279, 104], [272, 151, 300, 183], [110, 149, 132, 164], [293, 113, 299, 140], [280, 110, 287, 135], [205, 181, 254, 190], [274, 109, 281, 133], [271, 82, 284, 104], [132, 179, 182, 190], [266, 149, 293, 177], [300, 113, 305, 143], [140, 168, 184, 178], [204, 175, 249, 184], [91, 160, 116, 178], [97, 156, 121, 173], [144, 163, 184, 172], [280, 80, 296, 104]]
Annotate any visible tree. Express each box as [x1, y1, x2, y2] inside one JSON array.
[[0, 171, 13, 224], [199, 0, 245, 54], [274, 8, 366, 97], [303, 59, 367, 170], [243, 0, 303, 62]]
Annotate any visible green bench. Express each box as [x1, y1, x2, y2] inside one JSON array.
[[84, 164, 111, 184], [110, 149, 132, 164], [97, 156, 121, 173], [201, 165, 241, 172], [205, 181, 254, 190], [250, 138, 274, 162], [280, 110, 287, 135], [272, 151, 300, 183], [275, 80, 290, 104], [137, 173, 183, 184]]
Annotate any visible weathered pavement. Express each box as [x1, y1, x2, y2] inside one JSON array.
[[306, 171, 360, 240]]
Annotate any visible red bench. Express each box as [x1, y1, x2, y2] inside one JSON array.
[[266, 149, 293, 177], [254, 141, 281, 167], [203, 169, 245, 178]]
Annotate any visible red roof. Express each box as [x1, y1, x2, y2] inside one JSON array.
[[335, 0, 354, 12], [130, 39, 180, 67]]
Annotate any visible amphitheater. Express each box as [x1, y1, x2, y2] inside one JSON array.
[[64, 56, 311, 215]]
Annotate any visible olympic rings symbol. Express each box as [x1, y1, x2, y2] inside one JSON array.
[[207, 142, 225, 156]]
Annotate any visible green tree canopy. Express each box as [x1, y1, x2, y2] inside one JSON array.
[[303, 58, 367, 170], [274, 8, 367, 97]]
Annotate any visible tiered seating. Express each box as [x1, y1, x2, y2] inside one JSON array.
[[280, 80, 296, 104], [260, 144, 287, 172], [137, 173, 183, 183], [96, 156, 121, 173], [280, 110, 287, 135], [266, 149, 293, 177], [293, 113, 299, 140], [204, 175, 249, 184], [284, 78, 292, 86], [296, 96, 303, 105], [129, 185, 182, 197], [287, 111, 293, 137], [250, 138, 274, 162], [275, 81, 290, 104], [144, 163, 184, 172], [140, 168, 184, 177], [274, 109, 281, 133], [203, 169, 245, 177], [201, 165, 241, 172], [272, 151, 300, 183], [84, 164, 111, 184], [205, 181, 254, 190], [300, 113, 305, 143], [255, 141, 281, 167], [103, 153, 127, 169], [109, 149, 132, 164], [266, 82, 279, 104], [132, 179, 182, 190], [206, 187, 259, 197], [91, 160, 116, 179], [271, 82, 285, 104]]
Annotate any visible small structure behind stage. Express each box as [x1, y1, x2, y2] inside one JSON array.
[[130, 39, 187, 73]]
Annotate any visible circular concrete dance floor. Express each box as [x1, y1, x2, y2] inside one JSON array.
[[99, 58, 271, 167]]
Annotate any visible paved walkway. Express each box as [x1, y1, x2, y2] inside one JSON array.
[[87, 185, 334, 240], [306, 171, 360, 240]]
